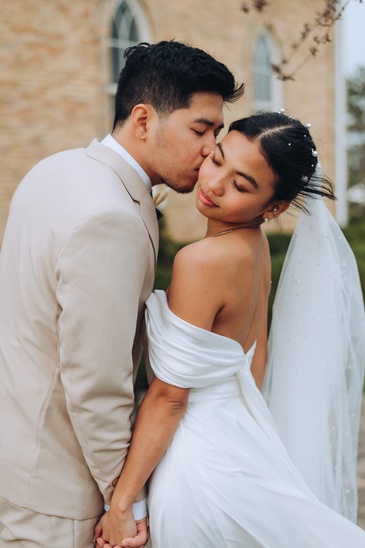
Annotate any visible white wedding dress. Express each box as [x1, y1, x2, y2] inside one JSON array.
[[145, 290, 365, 547]]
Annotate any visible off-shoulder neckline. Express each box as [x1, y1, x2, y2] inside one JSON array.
[[151, 290, 256, 358]]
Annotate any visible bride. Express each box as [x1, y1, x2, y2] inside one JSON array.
[[95, 111, 365, 547]]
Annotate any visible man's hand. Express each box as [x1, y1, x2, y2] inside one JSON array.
[[94, 509, 148, 548]]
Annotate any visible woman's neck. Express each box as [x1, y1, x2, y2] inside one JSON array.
[[206, 218, 263, 238]]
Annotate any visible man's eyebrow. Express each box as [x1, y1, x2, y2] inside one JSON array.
[[194, 118, 224, 131], [218, 142, 259, 189]]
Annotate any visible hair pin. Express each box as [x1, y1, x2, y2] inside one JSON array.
[[311, 149, 318, 157], [301, 175, 309, 183]]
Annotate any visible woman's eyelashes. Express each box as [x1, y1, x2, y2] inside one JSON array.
[[210, 154, 247, 192], [210, 153, 221, 167], [232, 179, 247, 192]]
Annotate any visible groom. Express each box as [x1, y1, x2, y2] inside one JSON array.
[[0, 40, 243, 547]]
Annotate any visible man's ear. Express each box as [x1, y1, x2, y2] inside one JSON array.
[[130, 104, 156, 140]]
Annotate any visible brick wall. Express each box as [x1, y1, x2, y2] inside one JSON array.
[[0, 0, 112, 238], [0, 0, 336, 242]]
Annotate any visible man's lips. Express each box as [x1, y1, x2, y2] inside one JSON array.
[[198, 189, 217, 207]]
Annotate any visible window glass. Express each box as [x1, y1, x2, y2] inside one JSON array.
[[110, 1, 142, 84], [254, 34, 272, 106]]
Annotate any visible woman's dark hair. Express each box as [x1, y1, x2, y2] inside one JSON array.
[[113, 41, 244, 129], [229, 111, 335, 210]]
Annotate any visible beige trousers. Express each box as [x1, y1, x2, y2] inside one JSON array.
[[0, 496, 100, 548]]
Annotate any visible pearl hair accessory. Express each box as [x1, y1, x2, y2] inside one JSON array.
[[277, 116, 314, 186], [304, 123, 311, 137]]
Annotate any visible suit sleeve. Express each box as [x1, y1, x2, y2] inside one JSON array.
[[56, 206, 152, 504]]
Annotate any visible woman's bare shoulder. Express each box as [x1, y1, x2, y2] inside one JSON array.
[[176, 231, 269, 269], [171, 238, 221, 276], [168, 240, 225, 329]]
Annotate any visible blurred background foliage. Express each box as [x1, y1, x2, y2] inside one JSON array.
[[347, 66, 365, 220], [154, 215, 365, 316]]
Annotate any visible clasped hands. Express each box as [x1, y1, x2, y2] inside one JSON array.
[[94, 507, 149, 548]]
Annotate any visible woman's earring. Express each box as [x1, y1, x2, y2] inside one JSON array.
[[273, 207, 278, 218], [264, 217, 269, 223]]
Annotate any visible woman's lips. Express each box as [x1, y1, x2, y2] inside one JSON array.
[[199, 189, 217, 207]]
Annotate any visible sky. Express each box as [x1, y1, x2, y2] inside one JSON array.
[[344, 0, 365, 76]]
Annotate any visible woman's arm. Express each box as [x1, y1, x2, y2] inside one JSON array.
[[95, 243, 220, 547], [95, 376, 189, 547]]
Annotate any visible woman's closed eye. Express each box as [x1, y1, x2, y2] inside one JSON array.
[[232, 179, 247, 192], [210, 153, 222, 167]]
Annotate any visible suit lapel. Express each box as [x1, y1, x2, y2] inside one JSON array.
[[85, 139, 159, 267]]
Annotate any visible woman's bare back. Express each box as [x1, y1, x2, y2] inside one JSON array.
[[167, 227, 271, 355]]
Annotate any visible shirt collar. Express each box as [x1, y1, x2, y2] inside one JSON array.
[[102, 134, 152, 193]]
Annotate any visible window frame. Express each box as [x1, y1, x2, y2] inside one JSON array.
[[253, 29, 282, 112], [108, 0, 151, 93]]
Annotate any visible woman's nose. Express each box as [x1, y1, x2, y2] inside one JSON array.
[[207, 176, 224, 196]]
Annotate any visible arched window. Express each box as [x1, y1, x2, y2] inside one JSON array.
[[110, 0, 151, 87], [253, 31, 282, 111]]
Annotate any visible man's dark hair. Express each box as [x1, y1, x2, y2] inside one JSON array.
[[113, 40, 244, 129]]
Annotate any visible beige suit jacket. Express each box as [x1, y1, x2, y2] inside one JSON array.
[[0, 139, 159, 520]]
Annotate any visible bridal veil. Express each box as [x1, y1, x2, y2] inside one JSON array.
[[262, 167, 365, 522]]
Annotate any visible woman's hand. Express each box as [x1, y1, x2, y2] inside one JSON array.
[[94, 509, 148, 548]]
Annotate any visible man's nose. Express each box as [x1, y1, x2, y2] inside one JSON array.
[[201, 133, 217, 157]]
